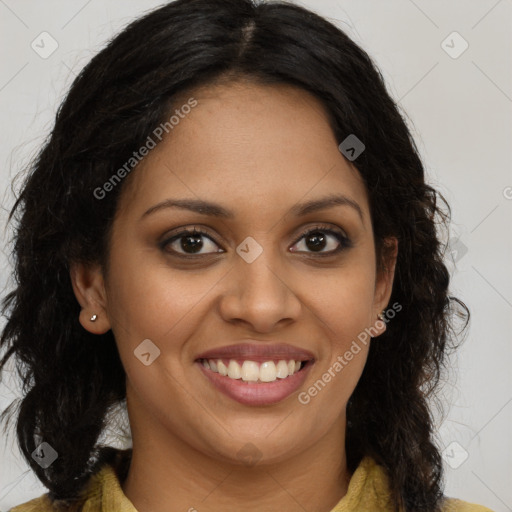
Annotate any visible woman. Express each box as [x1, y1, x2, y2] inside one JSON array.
[[0, 0, 495, 511]]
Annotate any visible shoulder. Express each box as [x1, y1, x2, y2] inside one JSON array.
[[9, 494, 58, 512], [9, 493, 89, 512], [9, 475, 101, 512], [354, 457, 495, 512], [9, 448, 132, 512], [9, 481, 100, 512], [441, 496, 496, 512]]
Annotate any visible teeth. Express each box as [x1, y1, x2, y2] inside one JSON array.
[[227, 360, 242, 379], [217, 360, 228, 376], [202, 358, 305, 383], [276, 360, 289, 379], [241, 361, 259, 382], [260, 361, 276, 382]]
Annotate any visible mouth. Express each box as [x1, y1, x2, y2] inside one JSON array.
[[194, 342, 316, 406], [196, 357, 311, 383]]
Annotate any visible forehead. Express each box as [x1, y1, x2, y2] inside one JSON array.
[[117, 80, 369, 223]]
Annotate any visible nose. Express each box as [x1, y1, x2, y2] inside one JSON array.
[[218, 247, 302, 333]]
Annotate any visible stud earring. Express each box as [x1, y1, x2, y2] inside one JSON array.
[[378, 311, 386, 321], [90, 314, 98, 322]]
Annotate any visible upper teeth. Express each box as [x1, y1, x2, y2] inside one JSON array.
[[201, 359, 303, 382]]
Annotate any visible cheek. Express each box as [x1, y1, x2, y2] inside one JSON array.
[[105, 244, 213, 338], [298, 285, 373, 429], [300, 255, 375, 409], [315, 254, 377, 343], [323, 275, 375, 350]]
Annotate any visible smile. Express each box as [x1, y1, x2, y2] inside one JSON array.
[[199, 358, 306, 382], [196, 358, 314, 406]]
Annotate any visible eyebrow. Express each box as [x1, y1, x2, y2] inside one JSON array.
[[141, 194, 363, 221]]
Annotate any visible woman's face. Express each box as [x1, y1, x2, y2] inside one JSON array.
[[74, 80, 396, 466]]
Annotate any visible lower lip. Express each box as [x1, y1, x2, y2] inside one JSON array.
[[196, 360, 314, 406]]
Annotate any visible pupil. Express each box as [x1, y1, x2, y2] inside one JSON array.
[[182, 235, 203, 253], [306, 231, 325, 252]]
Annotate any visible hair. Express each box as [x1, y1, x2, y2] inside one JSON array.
[[0, 0, 469, 510]]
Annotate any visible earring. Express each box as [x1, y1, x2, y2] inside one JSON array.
[[378, 311, 386, 321], [90, 314, 98, 322]]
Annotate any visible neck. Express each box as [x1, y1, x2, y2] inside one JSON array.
[[122, 389, 351, 512]]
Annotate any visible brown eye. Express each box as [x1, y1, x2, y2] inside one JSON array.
[[290, 225, 352, 255], [161, 228, 223, 256]]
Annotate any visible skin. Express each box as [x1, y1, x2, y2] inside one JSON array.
[[71, 80, 397, 512]]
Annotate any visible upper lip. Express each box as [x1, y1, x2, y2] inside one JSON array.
[[195, 342, 315, 362]]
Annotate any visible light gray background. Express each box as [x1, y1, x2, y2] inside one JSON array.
[[0, 1, 511, 511]]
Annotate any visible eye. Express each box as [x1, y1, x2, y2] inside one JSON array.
[[160, 227, 223, 256], [160, 224, 352, 258], [290, 224, 352, 256]]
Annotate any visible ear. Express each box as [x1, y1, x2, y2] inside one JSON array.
[[371, 236, 398, 337], [70, 262, 111, 334]]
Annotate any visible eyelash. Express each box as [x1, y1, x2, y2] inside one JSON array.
[[160, 224, 352, 259]]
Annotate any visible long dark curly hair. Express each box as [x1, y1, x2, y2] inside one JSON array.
[[0, 0, 468, 510]]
